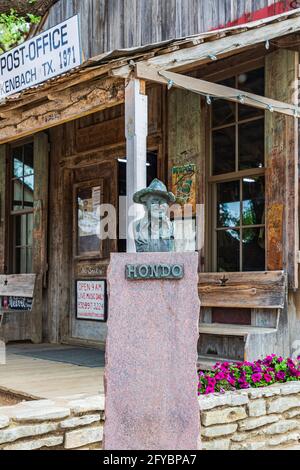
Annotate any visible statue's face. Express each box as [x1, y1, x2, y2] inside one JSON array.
[[142, 195, 169, 220]]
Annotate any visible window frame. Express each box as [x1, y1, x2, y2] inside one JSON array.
[[207, 66, 266, 273], [8, 139, 35, 274]]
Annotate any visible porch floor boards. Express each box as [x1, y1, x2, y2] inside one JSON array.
[[0, 344, 104, 400]]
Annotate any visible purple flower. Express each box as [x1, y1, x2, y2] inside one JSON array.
[[264, 374, 273, 383], [276, 371, 286, 381], [251, 373, 263, 383], [215, 372, 226, 381]]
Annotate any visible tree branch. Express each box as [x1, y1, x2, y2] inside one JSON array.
[[0, 0, 59, 16]]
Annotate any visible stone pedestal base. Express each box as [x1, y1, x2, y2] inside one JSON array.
[[103, 252, 200, 450]]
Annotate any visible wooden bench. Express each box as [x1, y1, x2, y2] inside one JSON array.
[[0, 275, 36, 327]]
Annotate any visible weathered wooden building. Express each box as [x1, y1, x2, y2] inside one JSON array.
[[0, 1, 300, 368]]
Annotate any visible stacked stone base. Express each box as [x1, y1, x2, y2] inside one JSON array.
[[199, 382, 300, 450], [0, 395, 104, 450], [0, 382, 299, 450]]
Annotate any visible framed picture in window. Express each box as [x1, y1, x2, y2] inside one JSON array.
[[74, 179, 104, 259], [76, 279, 107, 322]]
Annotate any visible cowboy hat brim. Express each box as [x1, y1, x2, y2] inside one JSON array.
[[133, 188, 176, 205]]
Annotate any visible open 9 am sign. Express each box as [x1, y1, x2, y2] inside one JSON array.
[[76, 280, 107, 322]]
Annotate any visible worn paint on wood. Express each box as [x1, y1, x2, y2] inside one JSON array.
[[0, 274, 36, 298], [0, 146, 6, 275], [42, 0, 297, 61], [199, 271, 287, 309], [265, 49, 299, 289]]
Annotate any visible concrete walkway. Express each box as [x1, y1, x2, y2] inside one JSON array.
[[0, 343, 104, 400]]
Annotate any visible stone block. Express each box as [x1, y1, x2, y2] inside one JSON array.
[[202, 407, 247, 427], [3, 435, 64, 450], [0, 416, 9, 429], [60, 414, 101, 429], [199, 392, 248, 411], [262, 420, 300, 435], [280, 382, 300, 396], [231, 441, 266, 451], [268, 431, 300, 447], [201, 423, 237, 438], [238, 415, 279, 431], [13, 407, 70, 422], [202, 439, 230, 450], [64, 425, 103, 449], [0, 423, 58, 445], [247, 399, 266, 417], [68, 395, 105, 414], [267, 396, 300, 414]]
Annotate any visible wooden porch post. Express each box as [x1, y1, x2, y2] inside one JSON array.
[[125, 78, 148, 253]]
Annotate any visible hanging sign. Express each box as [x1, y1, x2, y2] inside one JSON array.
[[76, 280, 107, 322], [0, 15, 82, 99]]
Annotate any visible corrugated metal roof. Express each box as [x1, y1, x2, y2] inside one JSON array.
[[1, 8, 300, 107]]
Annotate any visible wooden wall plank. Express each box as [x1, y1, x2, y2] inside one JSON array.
[[0, 145, 6, 275], [199, 271, 286, 309], [0, 274, 36, 297], [31, 132, 49, 344], [265, 49, 299, 289], [0, 78, 125, 145], [41, 0, 292, 61]]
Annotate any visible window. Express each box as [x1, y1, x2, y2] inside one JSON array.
[[10, 143, 34, 274], [75, 181, 104, 258], [209, 68, 265, 272]]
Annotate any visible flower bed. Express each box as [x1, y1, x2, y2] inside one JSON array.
[[198, 355, 300, 395]]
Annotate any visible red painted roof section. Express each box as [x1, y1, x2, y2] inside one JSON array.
[[216, 0, 299, 30]]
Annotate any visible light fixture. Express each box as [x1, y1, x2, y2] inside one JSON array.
[[118, 158, 150, 166]]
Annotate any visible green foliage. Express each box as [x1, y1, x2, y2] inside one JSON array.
[[0, 8, 41, 54]]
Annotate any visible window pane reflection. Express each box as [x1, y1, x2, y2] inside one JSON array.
[[23, 143, 34, 175], [217, 230, 240, 272], [243, 177, 265, 226], [217, 181, 240, 228], [243, 228, 265, 271], [238, 68, 265, 120], [212, 77, 236, 127], [239, 120, 264, 170], [212, 126, 236, 175]]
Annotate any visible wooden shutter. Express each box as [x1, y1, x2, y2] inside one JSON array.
[[31, 132, 49, 343], [265, 49, 299, 290], [0, 145, 6, 275]]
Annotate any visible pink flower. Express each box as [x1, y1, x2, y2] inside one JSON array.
[[251, 373, 263, 383], [276, 371, 286, 381], [264, 374, 272, 383], [215, 372, 226, 381]]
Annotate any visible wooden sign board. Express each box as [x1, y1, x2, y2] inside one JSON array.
[[171, 164, 196, 217], [76, 279, 107, 322]]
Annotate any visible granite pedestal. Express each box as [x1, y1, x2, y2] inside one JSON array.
[[103, 252, 200, 450]]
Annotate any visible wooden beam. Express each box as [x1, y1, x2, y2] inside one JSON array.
[[198, 271, 286, 309], [0, 77, 125, 144], [125, 78, 148, 253], [265, 49, 299, 290], [135, 65, 300, 118], [113, 14, 300, 78]]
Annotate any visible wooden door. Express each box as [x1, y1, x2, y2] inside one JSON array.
[[69, 160, 117, 344]]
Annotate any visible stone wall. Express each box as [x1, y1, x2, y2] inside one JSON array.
[[199, 382, 300, 450], [0, 382, 299, 450], [0, 395, 104, 450]]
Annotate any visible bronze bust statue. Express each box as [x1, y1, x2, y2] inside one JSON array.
[[133, 179, 176, 253]]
